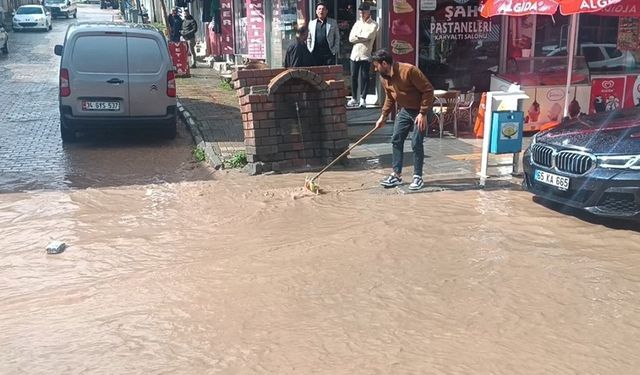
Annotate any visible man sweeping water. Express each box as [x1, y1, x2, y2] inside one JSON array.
[[373, 49, 434, 191]]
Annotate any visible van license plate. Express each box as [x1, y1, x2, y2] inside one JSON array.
[[82, 101, 120, 111], [534, 170, 570, 190]]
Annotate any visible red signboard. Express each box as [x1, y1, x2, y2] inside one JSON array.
[[589, 77, 626, 113], [389, 0, 417, 65], [169, 41, 190, 77], [220, 0, 234, 54], [624, 75, 640, 108], [246, 0, 266, 59], [598, 0, 640, 17]]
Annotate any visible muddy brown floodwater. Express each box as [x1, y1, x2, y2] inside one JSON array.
[[1, 169, 640, 374]]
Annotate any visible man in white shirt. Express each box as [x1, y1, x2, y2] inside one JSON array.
[[347, 3, 378, 108]]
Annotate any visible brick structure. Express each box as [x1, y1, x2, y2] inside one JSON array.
[[232, 66, 349, 174]]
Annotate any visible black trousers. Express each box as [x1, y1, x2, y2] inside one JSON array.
[[313, 52, 336, 66], [350, 60, 371, 101]]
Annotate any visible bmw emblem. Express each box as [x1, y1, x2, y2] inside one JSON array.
[[562, 139, 569, 146]]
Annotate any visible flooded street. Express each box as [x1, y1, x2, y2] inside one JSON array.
[[2, 170, 640, 374]]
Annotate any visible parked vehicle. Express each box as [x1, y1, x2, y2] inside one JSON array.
[[54, 23, 177, 142], [0, 26, 8, 54], [44, 0, 78, 19], [523, 108, 640, 220], [100, 0, 119, 9], [12, 5, 52, 32], [546, 43, 637, 72]]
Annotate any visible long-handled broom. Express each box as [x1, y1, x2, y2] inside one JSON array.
[[304, 127, 378, 193]]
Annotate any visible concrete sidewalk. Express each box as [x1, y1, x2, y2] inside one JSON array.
[[176, 67, 522, 183]]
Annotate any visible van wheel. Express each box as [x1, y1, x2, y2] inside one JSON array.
[[73, 10, 77, 18], [60, 119, 77, 143], [65, 11, 70, 18], [164, 122, 177, 139]]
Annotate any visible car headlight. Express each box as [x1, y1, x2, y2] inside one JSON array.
[[597, 155, 640, 170]]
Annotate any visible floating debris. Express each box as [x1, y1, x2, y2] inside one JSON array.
[[46, 241, 66, 254]]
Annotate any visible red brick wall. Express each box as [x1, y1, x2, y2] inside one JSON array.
[[233, 67, 349, 173]]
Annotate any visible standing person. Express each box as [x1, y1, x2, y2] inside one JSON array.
[[167, 8, 182, 43], [373, 49, 434, 191], [284, 25, 314, 68], [307, 2, 339, 66], [181, 8, 198, 68], [347, 3, 377, 108]]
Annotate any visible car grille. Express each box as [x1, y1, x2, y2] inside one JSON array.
[[596, 193, 640, 215], [49, 6, 60, 11], [531, 144, 595, 175], [19, 22, 38, 27]]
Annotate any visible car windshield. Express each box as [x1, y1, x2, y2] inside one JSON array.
[[45, 0, 66, 3], [17, 7, 43, 14]]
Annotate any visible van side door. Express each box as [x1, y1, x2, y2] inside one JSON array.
[[126, 35, 172, 116]]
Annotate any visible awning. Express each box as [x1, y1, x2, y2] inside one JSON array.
[[480, 0, 559, 18]]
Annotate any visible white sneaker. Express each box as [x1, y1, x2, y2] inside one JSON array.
[[359, 98, 366, 108], [408, 175, 424, 190], [347, 98, 358, 107]]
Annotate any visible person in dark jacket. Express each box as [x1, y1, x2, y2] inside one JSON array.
[[167, 8, 182, 43], [284, 25, 314, 68], [180, 8, 198, 68]]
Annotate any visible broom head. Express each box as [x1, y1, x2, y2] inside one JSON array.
[[304, 176, 319, 194]]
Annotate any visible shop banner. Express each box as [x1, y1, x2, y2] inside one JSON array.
[[624, 75, 640, 108], [389, 0, 417, 65], [169, 42, 190, 77], [246, 0, 266, 60], [589, 77, 626, 113], [598, 1, 640, 17], [220, 0, 234, 54], [434, 2, 496, 42]]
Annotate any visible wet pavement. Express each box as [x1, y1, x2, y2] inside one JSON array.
[[0, 5, 209, 193]]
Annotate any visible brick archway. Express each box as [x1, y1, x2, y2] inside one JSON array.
[[267, 69, 330, 96]]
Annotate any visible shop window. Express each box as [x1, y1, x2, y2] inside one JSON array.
[[578, 14, 638, 73], [233, 0, 247, 55], [419, 0, 500, 92], [583, 46, 605, 63]]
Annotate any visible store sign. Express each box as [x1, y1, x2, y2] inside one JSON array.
[[220, 0, 234, 54], [246, 0, 266, 59], [433, 4, 494, 40], [599, 2, 639, 17], [589, 77, 626, 113], [389, 0, 417, 65]]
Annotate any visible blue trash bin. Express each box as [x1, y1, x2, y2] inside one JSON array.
[[489, 111, 524, 154]]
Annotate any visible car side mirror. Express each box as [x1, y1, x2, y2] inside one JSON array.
[[11, 11, 15, 16], [54, 45, 63, 56], [67, 1, 71, 5]]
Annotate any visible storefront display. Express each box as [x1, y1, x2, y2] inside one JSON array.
[[491, 56, 591, 130], [246, 0, 266, 59], [390, 0, 417, 65], [418, 0, 500, 91]]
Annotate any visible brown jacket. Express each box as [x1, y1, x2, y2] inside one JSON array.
[[381, 62, 434, 118]]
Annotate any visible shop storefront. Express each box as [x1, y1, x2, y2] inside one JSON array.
[[484, 0, 640, 131]]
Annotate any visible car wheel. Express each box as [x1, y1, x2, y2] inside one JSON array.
[[65, 11, 70, 18], [164, 122, 177, 139], [1, 42, 7, 54], [60, 118, 77, 143], [73, 10, 77, 18]]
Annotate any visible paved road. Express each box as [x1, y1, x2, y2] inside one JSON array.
[[0, 4, 206, 193]]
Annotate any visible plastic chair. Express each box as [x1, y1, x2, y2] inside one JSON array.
[[432, 90, 460, 138], [455, 88, 476, 133]]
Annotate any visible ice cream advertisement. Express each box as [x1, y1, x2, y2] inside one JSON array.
[[624, 75, 640, 108], [589, 77, 626, 113], [389, 0, 417, 65]]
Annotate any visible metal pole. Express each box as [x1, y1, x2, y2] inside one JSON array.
[[562, 14, 578, 118], [480, 91, 493, 187]]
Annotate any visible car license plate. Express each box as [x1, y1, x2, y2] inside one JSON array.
[[82, 101, 120, 111], [534, 170, 570, 190]]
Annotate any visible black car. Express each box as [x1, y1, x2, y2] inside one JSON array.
[[523, 108, 640, 220]]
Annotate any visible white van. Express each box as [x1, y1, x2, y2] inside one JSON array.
[[55, 23, 177, 142], [44, 0, 78, 19]]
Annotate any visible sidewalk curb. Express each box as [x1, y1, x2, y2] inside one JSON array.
[[177, 100, 224, 170]]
